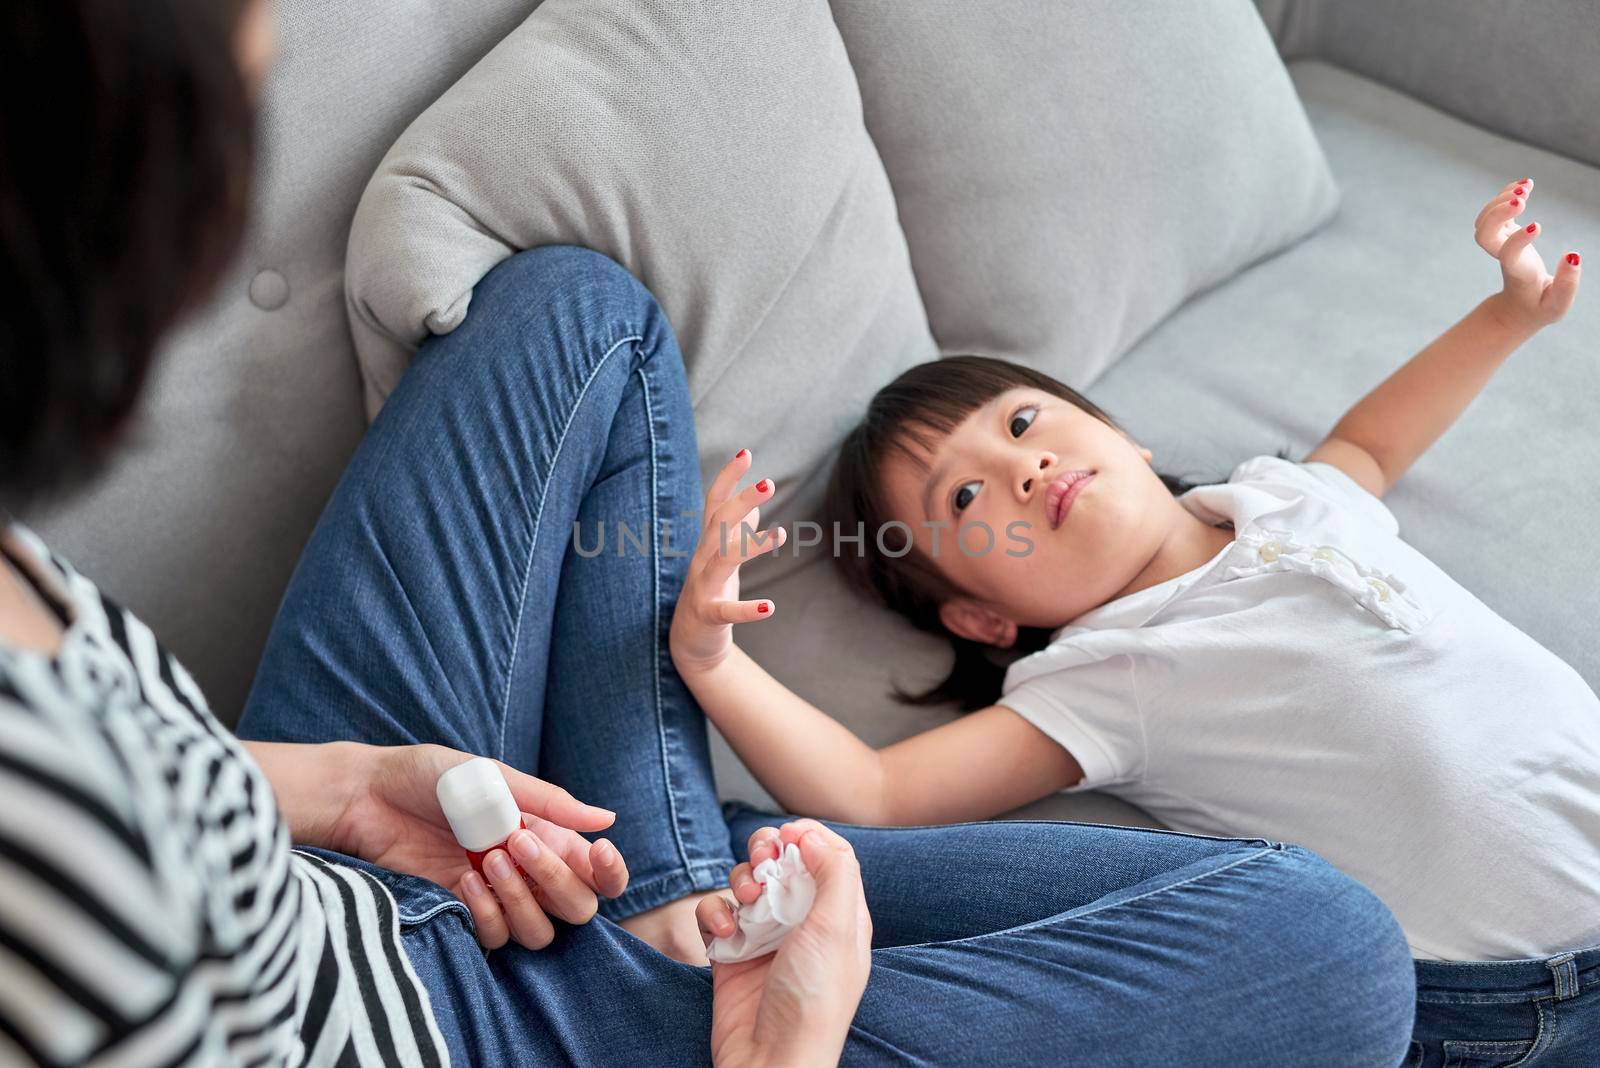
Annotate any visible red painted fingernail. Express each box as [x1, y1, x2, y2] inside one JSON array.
[[735, 448, 748, 459], [1526, 223, 1537, 233], [756, 479, 770, 493], [757, 602, 770, 614], [1515, 187, 1526, 196], [1510, 198, 1520, 207], [1568, 253, 1581, 267]]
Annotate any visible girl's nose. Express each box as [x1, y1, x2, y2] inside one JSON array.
[[1020, 451, 1057, 496]]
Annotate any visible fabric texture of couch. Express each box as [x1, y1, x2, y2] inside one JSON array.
[[22, 0, 1599, 833]]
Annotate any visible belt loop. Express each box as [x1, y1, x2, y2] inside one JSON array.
[[1546, 952, 1579, 1001]]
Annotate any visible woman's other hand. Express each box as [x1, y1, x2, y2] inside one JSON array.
[[1474, 177, 1581, 332], [668, 447, 786, 676], [698, 820, 872, 1068], [331, 743, 629, 952]]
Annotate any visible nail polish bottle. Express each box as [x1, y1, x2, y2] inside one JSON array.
[[435, 756, 528, 879]]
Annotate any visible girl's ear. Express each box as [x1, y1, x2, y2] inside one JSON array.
[[938, 597, 1019, 649]]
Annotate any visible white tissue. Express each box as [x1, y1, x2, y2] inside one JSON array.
[[706, 843, 817, 963]]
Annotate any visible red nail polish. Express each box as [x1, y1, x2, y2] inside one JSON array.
[[1510, 198, 1520, 208], [1515, 187, 1526, 196], [757, 602, 770, 614], [735, 448, 748, 459], [1568, 253, 1581, 267], [437, 757, 529, 880], [1527, 223, 1537, 233], [756, 479, 770, 493]]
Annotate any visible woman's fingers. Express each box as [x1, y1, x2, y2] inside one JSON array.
[[746, 825, 783, 867], [729, 860, 764, 905], [776, 817, 839, 850], [481, 847, 557, 950], [498, 762, 616, 833], [517, 814, 628, 898], [794, 826, 872, 962], [589, 837, 629, 898], [696, 893, 739, 947], [506, 828, 600, 926], [459, 869, 511, 950]]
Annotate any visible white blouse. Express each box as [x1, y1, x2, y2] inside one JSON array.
[[1002, 456, 1600, 962]]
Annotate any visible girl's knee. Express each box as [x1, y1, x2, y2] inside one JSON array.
[[489, 244, 646, 304], [465, 244, 681, 383]]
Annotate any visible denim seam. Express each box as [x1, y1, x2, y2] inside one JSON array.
[[602, 860, 730, 918], [637, 366, 695, 880], [883, 845, 1280, 953], [496, 332, 644, 760], [399, 900, 473, 929], [722, 804, 1279, 850]]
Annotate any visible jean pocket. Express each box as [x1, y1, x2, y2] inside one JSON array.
[[1440, 1037, 1535, 1067], [294, 845, 471, 928]]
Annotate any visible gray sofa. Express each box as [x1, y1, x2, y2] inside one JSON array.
[[24, 0, 1599, 833]]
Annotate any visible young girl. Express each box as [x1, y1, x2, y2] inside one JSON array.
[[670, 179, 1598, 1053]]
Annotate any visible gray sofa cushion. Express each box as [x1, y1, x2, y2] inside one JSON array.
[[827, 0, 1341, 387], [344, 0, 937, 570], [720, 57, 1600, 825]]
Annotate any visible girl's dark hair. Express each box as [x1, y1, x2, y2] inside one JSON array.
[[823, 355, 1292, 712], [0, 0, 258, 508]]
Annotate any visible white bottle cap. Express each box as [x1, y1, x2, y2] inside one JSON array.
[[435, 757, 522, 852]]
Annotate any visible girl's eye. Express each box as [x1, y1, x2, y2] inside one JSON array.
[[1009, 405, 1038, 437], [953, 480, 981, 513]]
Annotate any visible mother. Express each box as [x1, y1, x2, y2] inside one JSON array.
[[0, 1, 1420, 1065]]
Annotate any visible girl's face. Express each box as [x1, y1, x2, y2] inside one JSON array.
[[878, 386, 1192, 643]]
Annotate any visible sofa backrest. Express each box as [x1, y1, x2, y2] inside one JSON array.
[[1256, 0, 1600, 170], [21, 0, 545, 722]]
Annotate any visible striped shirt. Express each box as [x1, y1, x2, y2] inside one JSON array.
[[0, 524, 450, 1066]]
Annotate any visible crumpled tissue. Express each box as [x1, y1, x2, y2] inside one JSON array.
[[706, 843, 817, 963]]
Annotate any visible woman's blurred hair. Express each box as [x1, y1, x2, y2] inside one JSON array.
[[0, 0, 258, 508]]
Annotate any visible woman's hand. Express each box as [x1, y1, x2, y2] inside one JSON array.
[[1475, 176, 1582, 333], [697, 820, 872, 1068], [668, 447, 786, 676], [329, 743, 629, 952]]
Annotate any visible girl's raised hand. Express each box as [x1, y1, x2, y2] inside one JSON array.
[[668, 447, 787, 675], [1474, 177, 1581, 332]]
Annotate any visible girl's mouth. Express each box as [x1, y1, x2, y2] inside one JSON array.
[[1047, 471, 1095, 529]]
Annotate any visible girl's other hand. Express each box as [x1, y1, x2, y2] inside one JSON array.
[[697, 821, 872, 1068], [669, 447, 786, 676], [1474, 177, 1581, 332]]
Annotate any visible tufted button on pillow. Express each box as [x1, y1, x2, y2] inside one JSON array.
[[248, 269, 290, 311]]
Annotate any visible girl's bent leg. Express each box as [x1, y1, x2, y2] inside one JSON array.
[[237, 246, 730, 903], [727, 808, 1417, 1066]]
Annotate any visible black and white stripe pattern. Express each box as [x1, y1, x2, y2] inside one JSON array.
[[0, 525, 449, 1067]]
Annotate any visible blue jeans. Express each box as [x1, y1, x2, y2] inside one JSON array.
[[237, 245, 1418, 1066], [1403, 948, 1600, 1067]]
